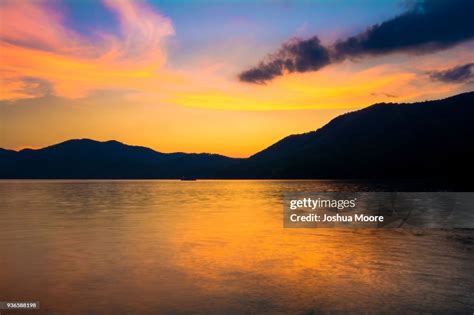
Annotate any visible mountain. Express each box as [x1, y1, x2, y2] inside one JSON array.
[[0, 139, 239, 179], [1, 91, 473, 180], [221, 91, 474, 180]]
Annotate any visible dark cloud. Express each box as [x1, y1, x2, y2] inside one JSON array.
[[239, 37, 330, 84], [333, 0, 474, 58], [17, 77, 54, 97], [370, 92, 398, 98], [429, 63, 474, 83], [239, 0, 474, 83]]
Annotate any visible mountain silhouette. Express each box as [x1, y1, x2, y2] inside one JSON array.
[[0, 139, 239, 179], [223, 91, 474, 179], [1, 91, 473, 180]]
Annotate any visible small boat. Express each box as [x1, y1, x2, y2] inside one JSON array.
[[180, 177, 197, 181]]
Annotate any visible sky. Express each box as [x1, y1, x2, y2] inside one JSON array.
[[0, 0, 473, 157]]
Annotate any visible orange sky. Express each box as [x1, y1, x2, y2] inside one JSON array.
[[0, 0, 472, 157]]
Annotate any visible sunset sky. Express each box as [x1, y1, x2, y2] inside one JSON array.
[[1, 0, 473, 157]]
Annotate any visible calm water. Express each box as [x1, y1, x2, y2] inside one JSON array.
[[1, 180, 473, 314]]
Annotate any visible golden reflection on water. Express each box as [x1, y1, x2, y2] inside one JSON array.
[[0, 180, 473, 314]]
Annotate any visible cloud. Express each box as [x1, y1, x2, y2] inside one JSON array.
[[0, 0, 77, 53], [17, 77, 54, 97], [333, 0, 474, 57], [370, 92, 398, 98], [238, 37, 330, 84], [239, 0, 474, 83], [101, 0, 174, 64], [0, 0, 175, 100], [0, 77, 54, 100], [429, 63, 474, 83]]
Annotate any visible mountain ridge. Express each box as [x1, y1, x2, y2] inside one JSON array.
[[0, 138, 240, 179], [1, 91, 473, 180], [230, 91, 474, 179]]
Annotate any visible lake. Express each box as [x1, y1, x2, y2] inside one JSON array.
[[1, 180, 473, 314]]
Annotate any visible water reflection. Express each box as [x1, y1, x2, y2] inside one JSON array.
[[0, 180, 473, 314]]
